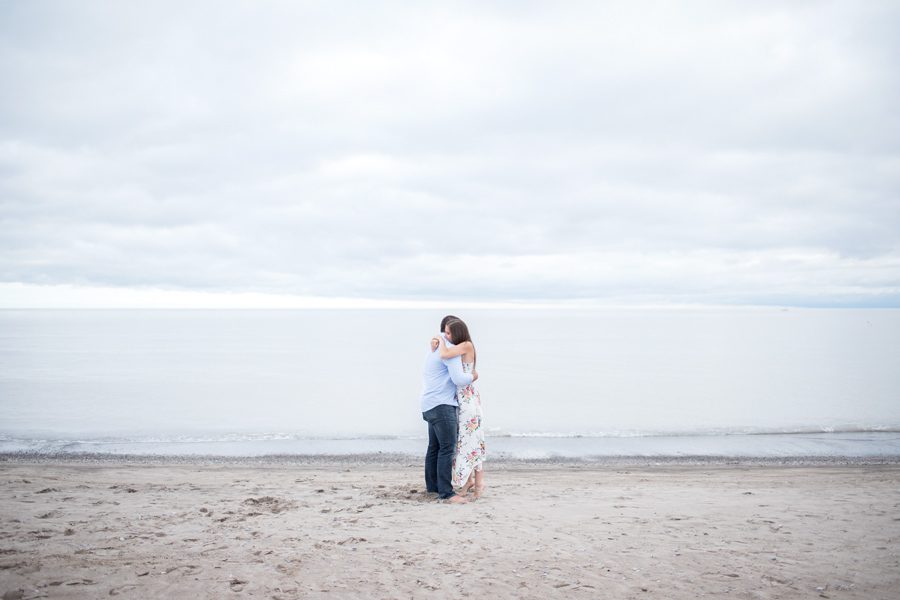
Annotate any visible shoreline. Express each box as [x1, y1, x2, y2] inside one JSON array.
[[3, 451, 900, 468]]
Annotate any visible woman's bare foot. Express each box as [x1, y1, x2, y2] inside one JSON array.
[[445, 494, 469, 504], [472, 485, 485, 500]]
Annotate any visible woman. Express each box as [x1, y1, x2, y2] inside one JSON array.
[[432, 318, 485, 499]]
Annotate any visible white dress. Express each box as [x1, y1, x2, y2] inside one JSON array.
[[451, 361, 485, 488]]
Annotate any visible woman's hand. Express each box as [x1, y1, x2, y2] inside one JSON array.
[[471, 369, 479, 382]]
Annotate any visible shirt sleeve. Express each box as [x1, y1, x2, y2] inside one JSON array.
[[443, 355, 474, 386]]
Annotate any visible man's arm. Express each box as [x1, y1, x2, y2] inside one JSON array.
[[444, 355, 474, 386]]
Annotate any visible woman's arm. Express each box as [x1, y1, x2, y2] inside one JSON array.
[[438, 337, 472, 359]]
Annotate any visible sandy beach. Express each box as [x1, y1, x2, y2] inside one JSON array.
[[1, 456, 898, 599]]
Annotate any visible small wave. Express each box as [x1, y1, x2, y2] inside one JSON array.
[[0, 431, 428, 448], [2, 425, 898, 448], [486, 425, 900, 438]]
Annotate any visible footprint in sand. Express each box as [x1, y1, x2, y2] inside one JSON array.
[[241, 496, 296, 514], [108, 584, 139, 596], [229, 577, 248, 592]]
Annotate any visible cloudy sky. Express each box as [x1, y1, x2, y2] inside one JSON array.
[[1, 1, 898, 307]]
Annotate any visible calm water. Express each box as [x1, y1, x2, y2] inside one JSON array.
[[1, 308, 898, 457]]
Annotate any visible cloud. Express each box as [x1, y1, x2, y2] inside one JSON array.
[[1, 1, 898, 306]]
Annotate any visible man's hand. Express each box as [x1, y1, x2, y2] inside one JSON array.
[[430, 337, 440, 352]]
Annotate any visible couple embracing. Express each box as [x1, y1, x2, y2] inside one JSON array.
[[420, 315, 486, 504]]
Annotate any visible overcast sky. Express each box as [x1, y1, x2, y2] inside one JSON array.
[[1, 1, 898, 307]]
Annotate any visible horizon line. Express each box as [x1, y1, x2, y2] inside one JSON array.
[[0, 282, 897, 310]]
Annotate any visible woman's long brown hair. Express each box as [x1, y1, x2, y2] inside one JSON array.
[[446, 319, 476, 367]]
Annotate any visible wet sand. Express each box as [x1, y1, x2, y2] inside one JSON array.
[[1, 456, 898, 599]]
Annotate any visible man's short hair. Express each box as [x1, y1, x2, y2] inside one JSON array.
[[440, 315, 460, 330]]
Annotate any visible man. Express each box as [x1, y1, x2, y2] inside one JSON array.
[[420, 315, 478, 503]]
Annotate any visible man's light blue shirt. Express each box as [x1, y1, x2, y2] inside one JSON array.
[[420, 337, 474, 413]]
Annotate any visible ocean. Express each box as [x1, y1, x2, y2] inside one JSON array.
[[1, 308, 898, 458]]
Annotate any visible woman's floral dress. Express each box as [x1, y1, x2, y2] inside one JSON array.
[[452, 361, 485, 489]]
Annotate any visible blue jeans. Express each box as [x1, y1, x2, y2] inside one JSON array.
[[423, 404, 458, 499]]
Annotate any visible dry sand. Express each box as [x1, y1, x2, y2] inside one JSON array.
[[1, 457, 898, 599]]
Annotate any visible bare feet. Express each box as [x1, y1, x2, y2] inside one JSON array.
[[458, 473, 475, 495], [473, 485, 485, 500], [444, 494, 469, 504]]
